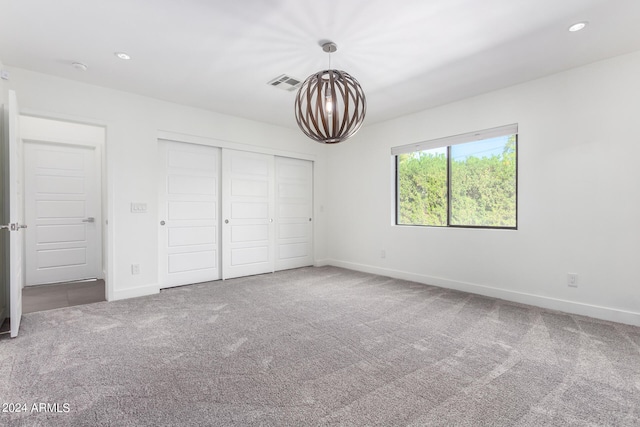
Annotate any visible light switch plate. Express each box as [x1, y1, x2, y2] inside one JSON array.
[[131, 202, 147, 213]]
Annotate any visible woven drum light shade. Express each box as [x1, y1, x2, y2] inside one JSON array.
[[294, 69, 366, 144]]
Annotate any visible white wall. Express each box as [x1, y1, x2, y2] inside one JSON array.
[[5, 68, 328, 301], [0, 59, 6, 103], [326, 50, 640, 326], [6, 51, 640, 326]]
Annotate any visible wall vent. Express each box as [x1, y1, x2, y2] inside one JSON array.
[[267, 74, 302, 92]]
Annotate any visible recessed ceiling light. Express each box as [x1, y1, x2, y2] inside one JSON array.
[[72, 62, 88, 71], [114, 52, 131, 60], [569, 22, 588, 32]]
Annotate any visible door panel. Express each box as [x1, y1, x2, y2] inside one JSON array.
[[37, 224, 85, 243], [232, 202, 268, 219], [169, 250, 217, 273], [37, 248, 86, 268], [231, 246, 269, 265], [24, 142, 99, 285], [222, 149, 274, 279], [36, 200, 85, 217], [168, 175, 216, 195], [8, 91, 24, 337], [169, 201, 216, 220], [278, 243, 309, 259], [169, 226, 217, 246], [231, 224, 269, 242], [36, 176, 84, 193], [159, 141, 221, 288], [275, 157, 313, 271]]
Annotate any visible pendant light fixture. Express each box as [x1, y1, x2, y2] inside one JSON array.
[[295, 41, 366, 144]]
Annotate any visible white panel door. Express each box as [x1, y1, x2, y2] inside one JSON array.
[[7, 91, 25, 337], [275, 157, 313, 271], [159, 141, 220, 288], [222, 149, 274, 279], [24, 142, 100, 285]]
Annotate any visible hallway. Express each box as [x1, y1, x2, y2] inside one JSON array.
[[22, 280, 105, 313]]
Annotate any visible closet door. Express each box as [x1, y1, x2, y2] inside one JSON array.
[[221, 149, 274, 279], [275, 157, 313, 270], [158, 141, 221, 288]]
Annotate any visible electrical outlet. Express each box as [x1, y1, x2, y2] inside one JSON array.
[[131, 264, 140, 275], [568, 273, 578, 287]]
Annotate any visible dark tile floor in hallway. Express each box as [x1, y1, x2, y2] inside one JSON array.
[[23, 280, 105, 313]]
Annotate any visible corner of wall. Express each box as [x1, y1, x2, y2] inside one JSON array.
[[0, 59, 8, 104]]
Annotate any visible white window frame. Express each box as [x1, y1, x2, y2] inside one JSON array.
[[392, 124, 518, 229]]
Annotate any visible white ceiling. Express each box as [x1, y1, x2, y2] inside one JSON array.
[[1, 0, 640, 130]]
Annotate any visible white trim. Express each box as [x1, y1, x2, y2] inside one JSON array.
[[111, 283, 159, 301], [326, 259, 640, 327], [19, 108, 109, 129], [314, 259, 331, 267], [157, 130, 317, 162], [391, 123, 518, 155], [389, 155, 397, 226]]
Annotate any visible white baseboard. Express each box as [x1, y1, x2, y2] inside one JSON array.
[[326, 259, 640, 327], [314, 258, 331, 267], [110, 283, 159, 302]]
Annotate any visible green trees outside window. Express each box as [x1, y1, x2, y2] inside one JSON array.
[[397, 134, 517, 228]]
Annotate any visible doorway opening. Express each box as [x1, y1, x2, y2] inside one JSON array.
[[20, 116, 107, 308]]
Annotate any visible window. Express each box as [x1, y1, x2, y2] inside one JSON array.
[[394, 124, 517, 229]]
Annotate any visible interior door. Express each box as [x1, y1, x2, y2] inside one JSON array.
[[222, 149, 274, 279], [275, 157, 313, 271], [158, 141, 221, 288], [7, 91, 25, 337], [23, 142, 100, 285]]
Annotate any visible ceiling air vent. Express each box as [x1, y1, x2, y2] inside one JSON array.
[[267, 74, 302, 92]]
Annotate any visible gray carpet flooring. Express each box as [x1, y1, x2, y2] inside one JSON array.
[[1, 266, 639, 426]]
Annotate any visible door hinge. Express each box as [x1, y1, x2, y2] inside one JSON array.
[[0, 223, 27, 231]]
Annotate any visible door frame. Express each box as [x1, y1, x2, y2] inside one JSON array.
[[0, 103, 7, 326], [274, 156, 314, 271], [18, 114, 109, 298]]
